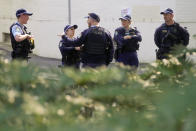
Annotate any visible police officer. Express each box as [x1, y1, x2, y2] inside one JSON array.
[[154, 8, 190, 60], [59, 25, 81, 68], [114, 15, 142, 68], [10, 9, 34, 61], [63, 13, 114, 68]]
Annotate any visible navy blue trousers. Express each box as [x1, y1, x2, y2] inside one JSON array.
[[117, 52, 139, 67]]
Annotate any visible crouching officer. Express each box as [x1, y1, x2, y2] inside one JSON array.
[[59, 25, 81, 68], [63, 13, 114, 68], [10, 9, 34, 61], [154, 8, 190, 60], [114, 15, 142, 68]]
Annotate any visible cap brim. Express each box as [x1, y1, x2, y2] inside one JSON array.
[[160, 11, 173, 15], [65, 25, 78, 32], [119, 17, 130, 21], [84, 16, 89, 19], [160, 12, 165, 14], [24, 12, 33, 16], [71, 25, 78, 29]]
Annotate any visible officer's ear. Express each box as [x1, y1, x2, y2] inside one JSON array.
[[16, 15, 21, 19]]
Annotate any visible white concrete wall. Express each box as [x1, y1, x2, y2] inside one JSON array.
[[176, 0, 196, 49], [71, 0, 176, 62], [0, 0, 196, 62]]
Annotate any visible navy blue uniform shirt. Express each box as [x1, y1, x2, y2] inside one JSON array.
[[154, 22, 189, 48]]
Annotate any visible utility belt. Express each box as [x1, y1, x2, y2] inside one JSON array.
[[12, 47, 29, 59], [13, 39, 34, 52], [122, 48, 136, 53], [119, 47, 137, 54], [63, 52, 80, 65], [121, 42, 139, 53], [114, 48, 136, 60]]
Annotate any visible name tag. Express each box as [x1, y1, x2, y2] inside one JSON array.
[[162, 30, 168, 33]]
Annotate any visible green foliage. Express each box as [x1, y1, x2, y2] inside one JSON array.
[[0, 48, 196, 131]]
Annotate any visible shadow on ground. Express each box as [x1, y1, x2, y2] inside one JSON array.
[[0, 42, 61, 68]]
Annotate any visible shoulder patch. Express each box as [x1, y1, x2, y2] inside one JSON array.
[[115, 31, 118, 36], [16, 27, 21, 32], [11, 24, 23, 36]]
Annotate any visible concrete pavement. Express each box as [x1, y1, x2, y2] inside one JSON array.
[[0, 42, 61, 68]]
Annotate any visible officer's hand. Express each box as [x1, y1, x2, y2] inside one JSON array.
[[27, 34, 33, 40], [57, 32, 65, 37], [124, 35, 132, 40], [75, 47, 81, 51]]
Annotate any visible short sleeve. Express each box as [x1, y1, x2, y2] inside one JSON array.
[[12, 25, 23, 37]]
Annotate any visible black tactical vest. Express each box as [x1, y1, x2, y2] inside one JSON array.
[[123, 28, 139, 52], [10, 23, 30, 54], [161, 23, 184, 48], [84, 27, 107, 55]]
